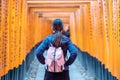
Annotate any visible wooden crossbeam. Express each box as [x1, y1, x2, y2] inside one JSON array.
[[31, 7, 79, 12], [42, 12, 72, 18], [28, 4, 80, 8], [27, 1, 92, 8], [27, 1, 94, 4], [27, 0, 95, 2]]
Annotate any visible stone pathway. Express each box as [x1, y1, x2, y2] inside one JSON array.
[[24, 57, 39, 80], [25, 56, 95, 80]]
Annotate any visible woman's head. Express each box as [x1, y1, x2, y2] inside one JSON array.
[[52, 19, 64, 32], [52, 19, 64, 48]]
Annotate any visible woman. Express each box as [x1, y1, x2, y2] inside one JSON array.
[[35, 19, 78, 80]]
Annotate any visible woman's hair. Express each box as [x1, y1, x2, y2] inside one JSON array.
[[52, 19, 64, 48]]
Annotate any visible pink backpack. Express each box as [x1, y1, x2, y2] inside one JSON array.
[[45, 45, 65, 72]]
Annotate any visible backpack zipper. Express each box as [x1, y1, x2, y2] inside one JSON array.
[[53, 48, 56, 72]]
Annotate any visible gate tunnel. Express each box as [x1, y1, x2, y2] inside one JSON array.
[[0, 0, 120, 80]]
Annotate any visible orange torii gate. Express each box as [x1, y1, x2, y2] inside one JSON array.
[[0, 0, 120, 79]]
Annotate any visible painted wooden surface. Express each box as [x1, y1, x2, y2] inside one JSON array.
[[0, 0, 120, 79]]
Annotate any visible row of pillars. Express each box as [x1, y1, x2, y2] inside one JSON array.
[[77, 47, 118, 80], [1, 44, 36, 80]]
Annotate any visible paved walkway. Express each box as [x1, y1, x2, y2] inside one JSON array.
[[25, 55, 95, 80], [35, 57, 85, 80]]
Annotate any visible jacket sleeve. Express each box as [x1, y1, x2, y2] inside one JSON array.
[[35, 38, 48, 64], [65, 39, 78, 66]]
